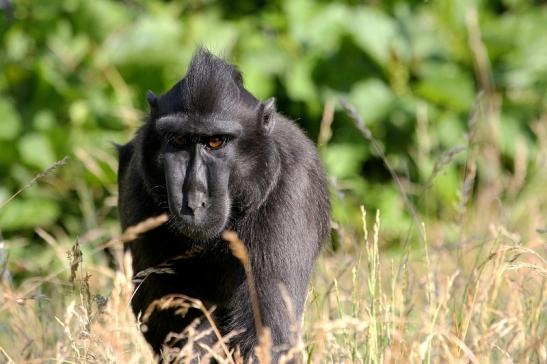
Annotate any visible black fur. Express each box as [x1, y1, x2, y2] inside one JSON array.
[[117, 48, 330, 362]]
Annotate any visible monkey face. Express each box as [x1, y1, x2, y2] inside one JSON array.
[[154, 113, 242, 240]]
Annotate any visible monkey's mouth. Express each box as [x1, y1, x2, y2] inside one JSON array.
[[173, 210, 206, 226], [166, 207, 227, 241], [166, 193, 204, 222]]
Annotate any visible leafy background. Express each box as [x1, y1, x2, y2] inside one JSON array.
[[1, 0, 546, 280], [1, 1, 546, 363]]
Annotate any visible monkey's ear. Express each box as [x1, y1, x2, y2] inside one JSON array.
[[260, 97, 276, 135], [111, 142, 122, 152], [146, 90, 158, 110]]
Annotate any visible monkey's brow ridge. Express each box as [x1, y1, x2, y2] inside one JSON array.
[[156, 115, 243, 136]]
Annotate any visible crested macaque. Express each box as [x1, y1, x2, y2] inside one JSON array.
[[117, 48, 330, 362]]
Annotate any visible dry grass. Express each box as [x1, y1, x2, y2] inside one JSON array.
[[1, 99, 546, 363], [1, 200, 544, 363]]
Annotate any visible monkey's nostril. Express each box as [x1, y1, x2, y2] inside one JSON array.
[[186, 191, 207, 213]]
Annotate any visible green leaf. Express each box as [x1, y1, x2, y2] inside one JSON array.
[[415, 63, 475, 112], [18, 133, 57, 170], [4, 29, 31, 62], [347, 7, 397, 65], [498, 115, 521, 156], [78, 0, 128, 41], [186, 12, 238, 54], [431, 165, 459, 206], [349, 79, 395, 124], [285, 0, 348, 53], [437, 113, 465, 148], [323, 143, 369, 179], [105, 14, 183, 66], [285, 57, 318, 103], [0, 198, 60, 231], [0, 99, 21, 140], [33, 110, 56, 132]]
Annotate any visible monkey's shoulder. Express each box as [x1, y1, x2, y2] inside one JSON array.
[[116, 140, 135, 179], [116, 140, 158, 229], [272, 117, 320, 161]]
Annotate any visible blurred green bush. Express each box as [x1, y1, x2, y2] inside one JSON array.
[[0, 0, 545, 269]]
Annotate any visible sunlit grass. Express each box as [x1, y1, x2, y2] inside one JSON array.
[[1, 198, 544, 363]]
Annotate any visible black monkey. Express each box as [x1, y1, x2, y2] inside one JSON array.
[[117, 48, 330, 361]]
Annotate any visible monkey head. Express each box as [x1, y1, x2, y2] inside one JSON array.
[[136, 49, 277, 241]]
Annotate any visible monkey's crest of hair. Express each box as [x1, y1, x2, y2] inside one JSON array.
[[155, 48, 258, 116]]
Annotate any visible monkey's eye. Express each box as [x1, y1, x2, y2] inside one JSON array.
[[206, 136, 226, 150], [171, 135, 187, 146]]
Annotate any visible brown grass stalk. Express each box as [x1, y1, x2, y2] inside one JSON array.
[[0, 156, 69, 210], [222, 230, 264, 338]]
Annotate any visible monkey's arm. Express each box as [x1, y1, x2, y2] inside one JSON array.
[[224, 235, 314, 363]]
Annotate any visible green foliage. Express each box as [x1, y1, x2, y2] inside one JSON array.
[[0, 0, 546, 278]]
